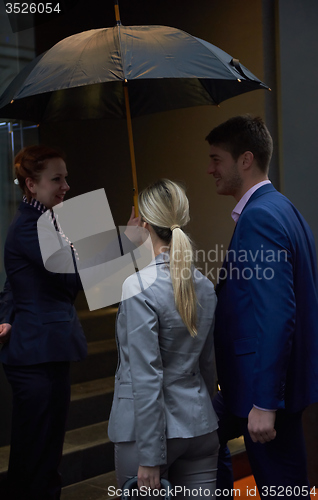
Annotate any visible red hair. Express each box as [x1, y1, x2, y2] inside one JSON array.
[[15, 145, 65, 201]]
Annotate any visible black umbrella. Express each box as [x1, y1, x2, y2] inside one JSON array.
[[0, 2, 270, 212]]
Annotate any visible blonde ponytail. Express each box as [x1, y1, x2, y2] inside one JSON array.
[[138, 179, 197, 337]]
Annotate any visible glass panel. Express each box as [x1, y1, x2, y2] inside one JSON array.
[[0, 121, 39, 288], [0, 6, 37, 288]]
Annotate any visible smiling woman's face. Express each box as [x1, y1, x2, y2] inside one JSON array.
[[26, 157, 70, 209]]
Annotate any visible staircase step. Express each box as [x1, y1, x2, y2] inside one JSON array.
[[61, 470, 118, 500], [0, 421, 114, 486], [229, 437, 252, 480], [0, 445, 9, 482], [61, 421, 114, 487], [74, 291, 89, 311], [60, 441, 249, 497], [67, 377, 115, 430], [71, 339, 118, 384], [77, 307, 118, 342]]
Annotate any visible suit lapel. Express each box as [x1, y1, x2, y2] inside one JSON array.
[[216, 222, 237, 294]]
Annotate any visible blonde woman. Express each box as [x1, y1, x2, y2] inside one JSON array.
[[108, 179, 219, 498]]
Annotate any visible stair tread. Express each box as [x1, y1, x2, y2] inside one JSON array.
[[71, 377, 115, 402], [61, 470, 118, 500], [63, 421, 110, 454], [87, 339, 117, 355], [77, 307, 118, 320], [0, 421, 111, 473], [0, 431, 244, 472], [0, 445, 9, 473], [228, 436, 245, 455]]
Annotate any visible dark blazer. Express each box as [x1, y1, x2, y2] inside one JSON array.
[[215, 184, 318, 417], [0, 201, 87, 365], [0, 278, 14, 325]]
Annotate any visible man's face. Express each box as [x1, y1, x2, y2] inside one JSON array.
[[207, 144, 243, 198]]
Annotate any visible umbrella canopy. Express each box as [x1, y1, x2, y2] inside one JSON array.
[[0, 25, 269, 123], [0, 21, 269, 213]]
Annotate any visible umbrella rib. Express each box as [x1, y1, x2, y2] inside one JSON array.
[[116, 24, 126, 80], [65, 35, 104, 88], [171, 26, 243, 81]]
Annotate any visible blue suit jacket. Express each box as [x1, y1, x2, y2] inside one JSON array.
[[215, 184, 318, 417], [0, 201, 87, 365]]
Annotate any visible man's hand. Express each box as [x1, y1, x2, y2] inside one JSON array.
[[248, 407, 277, 443], [137, 465, 161, 490], [0, 323, 11, 344]]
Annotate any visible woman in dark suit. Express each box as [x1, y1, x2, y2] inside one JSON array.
[[0, 145, 137, 499], [108, 180, 219, 498], [0, 145, 86, 500]]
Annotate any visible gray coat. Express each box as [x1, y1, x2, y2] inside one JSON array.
[[108, 253, 218, 466]]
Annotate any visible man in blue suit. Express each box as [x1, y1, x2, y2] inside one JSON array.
[[206, 115, 318, 498]]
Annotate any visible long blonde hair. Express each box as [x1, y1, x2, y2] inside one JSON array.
[[138, 179, 197, 337]]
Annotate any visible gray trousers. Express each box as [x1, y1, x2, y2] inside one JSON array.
[[115, 431, 219, 500]]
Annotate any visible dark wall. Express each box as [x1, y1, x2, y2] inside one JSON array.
[[278, 0, 318, 245], [34, 0, 222, 53], [278, 0, 318, 487]]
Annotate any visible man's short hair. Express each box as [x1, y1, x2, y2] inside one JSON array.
[[205, 115, 273, 174]]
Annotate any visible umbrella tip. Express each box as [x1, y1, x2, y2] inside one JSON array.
[[114, 1, 121, 24], [237, 79, 241, 83], [10, 100, 14, 104], [268, 87, 272, 91]]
